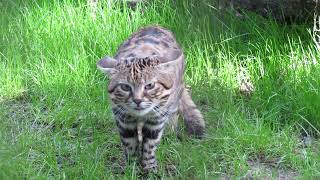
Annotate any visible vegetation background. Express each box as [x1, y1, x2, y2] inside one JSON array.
[[0, 0, 319, 179]]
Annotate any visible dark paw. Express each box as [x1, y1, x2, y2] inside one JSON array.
[[142, 164, 157, 173]]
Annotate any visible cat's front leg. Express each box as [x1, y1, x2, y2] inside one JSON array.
[[141, 120, 165, 172], [115, 117, 139, 160]]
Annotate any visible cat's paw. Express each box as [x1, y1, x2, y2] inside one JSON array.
[[142, 163, 157, 173]]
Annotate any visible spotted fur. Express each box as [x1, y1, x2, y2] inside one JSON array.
[[97, 25, 205, 172]]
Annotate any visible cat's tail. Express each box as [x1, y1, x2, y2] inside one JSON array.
[[179, 87, 205, 138]]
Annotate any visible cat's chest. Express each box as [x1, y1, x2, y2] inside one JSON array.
[[124, 113, 163, 124]]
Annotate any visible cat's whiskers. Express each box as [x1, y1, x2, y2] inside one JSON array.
[[113, 105, 126, 119], [153, 105, 169, 119]]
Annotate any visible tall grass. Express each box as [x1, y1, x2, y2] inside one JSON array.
[[0, 0, 319, 178]]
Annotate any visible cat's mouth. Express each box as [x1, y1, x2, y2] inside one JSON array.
[[134, 107, 145, 111], [127, 102, 155, 116]]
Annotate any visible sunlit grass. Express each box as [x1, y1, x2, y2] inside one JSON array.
[[0, 0, 319, 178]]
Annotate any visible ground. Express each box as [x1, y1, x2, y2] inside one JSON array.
[[0, 0, 320, 179]]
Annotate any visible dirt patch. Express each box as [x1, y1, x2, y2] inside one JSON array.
[[242, 159, 298, 179], [1, 98, 55, 132]]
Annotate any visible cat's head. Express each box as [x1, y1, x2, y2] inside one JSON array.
[[97, 51, 184, 117]]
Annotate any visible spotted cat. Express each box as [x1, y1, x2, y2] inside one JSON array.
[[97, 25, 205, 172]]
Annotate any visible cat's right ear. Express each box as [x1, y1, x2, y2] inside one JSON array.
[[97, 56, 118, 76]]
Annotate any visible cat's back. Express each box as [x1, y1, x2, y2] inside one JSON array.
[[115, 25, 182, 62]]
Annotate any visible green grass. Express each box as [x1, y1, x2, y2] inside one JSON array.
[[1, 0, 320, 179]]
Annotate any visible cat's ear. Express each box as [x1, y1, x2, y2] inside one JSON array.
[[156, 50, 185, 74], [97, 56, 118, 76]]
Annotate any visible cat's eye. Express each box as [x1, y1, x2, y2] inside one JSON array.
[[145, 82, 155, 90], [120, 84, 131, 92]]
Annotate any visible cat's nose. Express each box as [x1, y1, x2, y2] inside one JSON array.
[[133, 99, 142, 106]]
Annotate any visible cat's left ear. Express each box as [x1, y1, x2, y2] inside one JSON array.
[[156, 50, 185, 74], [97, 56, 118, 76]]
